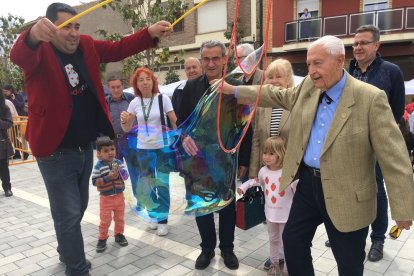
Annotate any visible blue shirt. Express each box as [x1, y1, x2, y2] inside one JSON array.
[[303, 71, 347, 168]]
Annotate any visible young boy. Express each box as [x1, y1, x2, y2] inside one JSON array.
[[92, 137, 129, 253]]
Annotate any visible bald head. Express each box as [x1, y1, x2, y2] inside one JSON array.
[[184, 57, 202, 80]]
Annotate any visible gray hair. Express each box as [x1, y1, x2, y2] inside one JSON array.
[[200, 40, 226, 57], [355, 25, 380, 42], [236, 43, 255, 57], [184, 57, 201, 66], [107, 75, 122, 83], [308, 35, 345, 56]]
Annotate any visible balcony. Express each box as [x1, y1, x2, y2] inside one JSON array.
[[284, 7, 414, 43]]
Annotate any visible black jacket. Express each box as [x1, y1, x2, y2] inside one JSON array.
[[349, 53, 405, 122]]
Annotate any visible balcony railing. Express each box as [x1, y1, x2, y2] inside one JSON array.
[[285, 6, 414, 43]]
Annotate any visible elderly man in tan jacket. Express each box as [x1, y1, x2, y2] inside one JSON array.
[[220, 35, 414, 276]]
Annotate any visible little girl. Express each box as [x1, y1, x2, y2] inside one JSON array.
[[237, 136, 297, 276]]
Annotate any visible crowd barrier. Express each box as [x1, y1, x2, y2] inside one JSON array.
[[7, 116, 35, 166]]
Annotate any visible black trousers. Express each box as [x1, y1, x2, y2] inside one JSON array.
[[0, 158, 11, 191], [282, 167, 368, 276], [195, 181, 236, 252]]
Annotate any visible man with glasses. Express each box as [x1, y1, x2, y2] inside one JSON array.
[[176, 40, 251, 270], [324, 25, 406, 263]]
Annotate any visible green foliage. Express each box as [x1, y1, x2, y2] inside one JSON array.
[[223, 18, 245, 72], [224, 18, 245, 44], [0, 14, 25, 90], [164, 67, 180, 84], [99, 0, 188, 76]]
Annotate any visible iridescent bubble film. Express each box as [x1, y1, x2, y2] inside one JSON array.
[[120, 46, 264, 222]]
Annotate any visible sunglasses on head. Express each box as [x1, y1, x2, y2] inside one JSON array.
[[389, 225, 402, 240]]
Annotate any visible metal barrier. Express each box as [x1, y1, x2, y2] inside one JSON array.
[[7, 116, 36, 166]]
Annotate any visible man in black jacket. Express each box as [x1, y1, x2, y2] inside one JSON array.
[[176, 40, 251, 270]]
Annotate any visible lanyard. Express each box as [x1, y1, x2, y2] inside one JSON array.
[[140, 95, 154, 135]]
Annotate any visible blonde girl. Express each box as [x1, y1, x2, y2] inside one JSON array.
[[238, 136, 297, 276]]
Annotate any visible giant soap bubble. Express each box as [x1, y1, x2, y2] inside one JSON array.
[[119, 46, 264, 222]]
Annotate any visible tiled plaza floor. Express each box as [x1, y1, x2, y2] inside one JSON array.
[[1, 161, 413, 275]]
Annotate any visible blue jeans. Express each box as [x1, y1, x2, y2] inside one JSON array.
[[370, 163, 388, 243], [37, 147, 93, 276]]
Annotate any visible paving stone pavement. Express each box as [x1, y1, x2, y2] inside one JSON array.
[[1, 161, 414, 275]]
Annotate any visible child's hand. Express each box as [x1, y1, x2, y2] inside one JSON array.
[[237, 187, 244, 196], [108, 170, 118, 180]]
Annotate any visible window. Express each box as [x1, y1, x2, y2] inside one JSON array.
[[173, 20, 184, 32], [160, 1, 185, 32], [197, 0, 227, 34], [297, 0, 319, 19], [363, 0, 389, 12]]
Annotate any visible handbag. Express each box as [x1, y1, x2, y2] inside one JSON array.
[[1, 138, 15, 159], [236, 186, 266, 230]]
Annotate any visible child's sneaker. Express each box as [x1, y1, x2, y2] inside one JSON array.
[[264, 258, 284, 270], [264, 258, 272, 270], [157, 224, 168, 236], [96, 239, 107, 253], [267, 263, 282, 276], [115, 234, 128, 246]]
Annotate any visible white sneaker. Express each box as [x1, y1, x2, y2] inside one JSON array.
[[157, 224, 168, 236], [149, 222, 158, 230]]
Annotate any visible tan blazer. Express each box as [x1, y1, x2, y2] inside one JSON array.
[[238, 72, 414, 232], [249, 107, 291, 177]]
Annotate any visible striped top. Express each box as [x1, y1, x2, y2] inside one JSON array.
[[270, 108, 283, 136], [92, 159, 129, 196]]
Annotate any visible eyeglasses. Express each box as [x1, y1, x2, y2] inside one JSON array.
[[352, 40, 376, 48], [389, 225, 402, 239], [202, 56, 222, 63]]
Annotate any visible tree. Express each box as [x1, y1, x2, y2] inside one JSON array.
[[0, 14, 25, 90], [224, 18, 245, 72], [100, 0, 188, 77], [164, 67, 180, 84]]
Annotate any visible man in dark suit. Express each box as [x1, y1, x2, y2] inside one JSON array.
[[177, 40, 251, 270]]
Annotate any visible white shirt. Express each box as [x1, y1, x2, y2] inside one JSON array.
[[127, 93, 173, 149], [239, 166, 297, 223]]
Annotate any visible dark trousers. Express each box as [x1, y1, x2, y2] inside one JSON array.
[[0, 158, 11, 191], [370, 163, 388, 243], [114, 136, 126, 162], [37, 147, 93, 276], [282, 167, 368, 276], [195, 182, 236, 252]]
